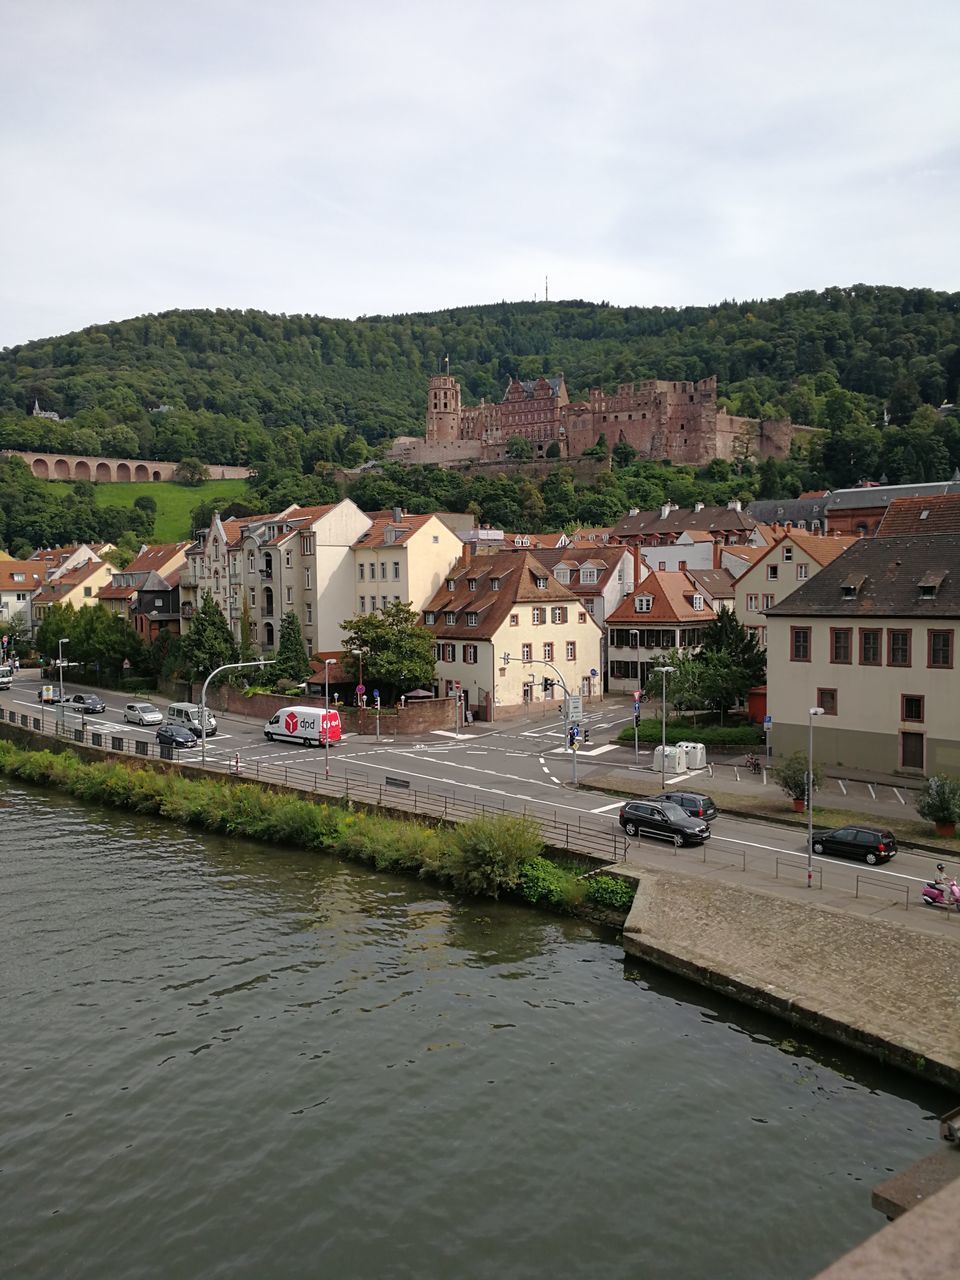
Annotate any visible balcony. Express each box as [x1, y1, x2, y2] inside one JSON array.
[[258, 567, 273, 580], [260, 605, 274, 619]]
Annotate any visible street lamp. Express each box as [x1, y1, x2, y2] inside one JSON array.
[[654, 664, 675, 788], [57, 637, 69, 709], [323, 657, 336, 780], [351, 648, 364, 705], [807, 706, 825, 889], [199, 659, 275, 767], [502, 651, 579, 786]]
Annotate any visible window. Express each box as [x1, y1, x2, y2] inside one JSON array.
[[424, 610, 435, 625], [634, 595, 653, 613], [580, 568, 597, 584], [692, 594, 704, 611], [285, 552, 292, 569], [358, 563, 365, 581], [380, 563, 387, 580], [678, 560, 687, 571], [432, 535, 439, 544], [446, 578, 455, 592], [83, 587, 92, 597], [901, 694, 924, 723], [392, 561, 400, 580], [555, 568, 570, 584], [510, 613, 519, 627], [393, 595, 400, 603], [746, 594, 758, 612], [532, 607, 543, 625], [817, 688, 837, 715], [566, 641, 576, 660], [761, 593, 775, 610], [766, 565, 778, 581], [782, 546, 793, 562], [658, 561, 667, 571], [790, 626, 811, 662], [578, 611, 587, 623], [543, 642, 554, 661], [551, 606, 568, 624], [463, 644, 478, 664], [359, 595, 366, 612], [830, 628, 852, 664], [490, 577, 500, 591], [442, 643, 455, 662], [859, 628, 881, 666], [286, 586, 293, 604], [304, 568, 312, 590], [305, 604, 312, 624], [521, 643, 532, 661], [466, 612, 478, 627], [445, 611, 456, 625], [929, 629, 954, 669], [248, 552, 255, 571], [250, 587, 257, 607], [467, 577, 477, 591], [888, 629, 911, 667], [12, 572, 24, 582], [534, 575, 547, 589], [306, 638, 313, 656], [796, 563, 808, 581]]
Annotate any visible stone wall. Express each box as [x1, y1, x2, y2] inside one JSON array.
[[1, 450, 253, 483], [200, 683, 461, 735]]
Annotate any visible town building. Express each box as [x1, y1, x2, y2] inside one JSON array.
[[686, 568, 736, 612], [97, 542, 190, 621], [605, 570, 715, 693], [822, 477, 960, 537], [0, 560, 46, 634], [130, 572, 183, 644], [609, 500, 766, 548], [765, 533, 960, 775], [351, 512, 464, 616], [31, 560, 114, 627], [422, 550, 603, 719], [388, 373, 799, 467], [876, 492, 960, 537], [29, 543, 113, 580], [733, 530, 857, 647], [747, 493, 829, 531]]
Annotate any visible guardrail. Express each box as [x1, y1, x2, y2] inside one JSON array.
[[0, 706, 627, 865], [855, 874, 910, 910], [775, 857, 822, 888]]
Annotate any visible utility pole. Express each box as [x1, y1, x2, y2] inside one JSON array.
[[503, 652, 578, 787], [199, 659, 276, 767]]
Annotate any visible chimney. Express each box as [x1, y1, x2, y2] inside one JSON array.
[[694, 501, 704, 513], [660, 503, 673, 520], [727, 498, 742, 512], [713, 538, 723, 570], [392, 507, 403, 523]]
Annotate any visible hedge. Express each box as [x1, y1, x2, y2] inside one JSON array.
[[0, 741, 635, 917], [617, 720, 762, 747]]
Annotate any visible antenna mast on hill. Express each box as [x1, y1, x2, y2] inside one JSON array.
[[545, 275, 549, 303]]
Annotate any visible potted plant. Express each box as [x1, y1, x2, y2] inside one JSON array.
[[915, 774, 960, 837], [772, 751, 823, 812]]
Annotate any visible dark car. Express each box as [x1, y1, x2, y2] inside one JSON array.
[[70, 693, 106, 714], [811, 825, 897, 865], [156, 724, 197, 749], [651, 790, 719, 822], [618, 800, 711, 847], [37, 687, 64, 704]]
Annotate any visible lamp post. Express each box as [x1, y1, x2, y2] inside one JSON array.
[[502, 652, 578, 785], [323, 657, 336, 780], [199, 659, 275, 767], [654, 664, 675, 789], [58, 637, 69, 716], [807, 706, 825, 889], [352, 648, 364, 706]]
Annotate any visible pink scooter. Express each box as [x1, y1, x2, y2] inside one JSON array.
[[921, 867, 960, 911]]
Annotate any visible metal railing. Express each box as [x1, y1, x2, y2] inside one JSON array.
[[0, 706, 627, 865], [855, 874, 909, 910]]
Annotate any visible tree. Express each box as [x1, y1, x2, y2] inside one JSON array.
[[700, 609, 766, 686], [612, 440, 637, 468], [663, 651, 704, 720], [2, 610, 30, 656], [773, 751, 823, 805], [175, 457, 210, 486], [545, 441, 561, 459], [699, 649, 752, 723], [273, 611, 311, 684], [341, 601, 436, 700], [915, 775, 960, 832], [506, 435, 533, 460], [581, 432, 609, 459], [180, 590, 238, 678]]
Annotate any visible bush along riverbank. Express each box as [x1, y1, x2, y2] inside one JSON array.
[[0, 741, 635, 919]]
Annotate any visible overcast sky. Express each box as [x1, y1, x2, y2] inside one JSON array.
[[2, 0, 958, 348]]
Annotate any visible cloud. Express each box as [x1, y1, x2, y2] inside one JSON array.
[[1, 0, 958, 346]]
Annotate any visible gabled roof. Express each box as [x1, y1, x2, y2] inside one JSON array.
[[824, 481, 960, 512], [123, 541, 191, 573], [0, 560, 45, 591], [424, 550, 585, 640], [610, 505, 758, 540], [526, 544, 632, 596], [32, 559, 107, 604], [353, 513, 435, 549], [686, 568, 735, 600], [606, 571, 716, 626], [766, 534, 960, 618], [734, 531, 857, 588], [876, 494, 960, 537]]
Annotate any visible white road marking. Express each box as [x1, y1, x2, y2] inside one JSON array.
[[712, 833, 931, 885], [547, 743, 617, 757], [892, 787, 906, 805], [549, 776, 562, 785], [430, 730, 464, 738], [591, 801, 627, 813]]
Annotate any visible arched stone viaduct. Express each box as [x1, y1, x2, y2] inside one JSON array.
[[0, 451, 253, 483]]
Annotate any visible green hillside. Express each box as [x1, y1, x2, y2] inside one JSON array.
[[43, 478, 251, 541]]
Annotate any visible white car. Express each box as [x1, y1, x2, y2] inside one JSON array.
[[0, 674, 12, 690], [124, 701, 164, 726]]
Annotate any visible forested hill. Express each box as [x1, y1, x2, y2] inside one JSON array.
[[1, 286, 959, 469]]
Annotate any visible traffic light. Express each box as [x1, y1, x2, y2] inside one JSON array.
[[542, 677, 555, 693], [568, 727, 576, 748], [634, 713, 642, 727], [583, 726, 590, 744]]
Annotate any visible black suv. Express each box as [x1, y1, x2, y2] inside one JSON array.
[[651, 790, 718, 822], [811, 826, 897, 865], [618, 800, 711, 847]]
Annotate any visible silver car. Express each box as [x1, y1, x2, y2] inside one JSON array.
[[124, 701, 164, 726]]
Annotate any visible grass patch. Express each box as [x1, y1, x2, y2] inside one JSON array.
[[44, 478, 252, 540], [616, 720, 762, 747], [582, 770, 960, 854]]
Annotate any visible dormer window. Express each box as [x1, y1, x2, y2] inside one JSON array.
[[446, 579, 455, 592], [634, 595, 653, 613], [692, 594, 704, 611], [555, 568, 570, 584], [535, 575, 548, 589], [840, 573, 867, 601], [425, 611, 436, 624], [466, 612, 478, 627], [468, 578, 477, 591], [445, 610, 456, 625], [918, 571, 946, 599], [490, 577, 500, 591], [580, 568, 597, 584]]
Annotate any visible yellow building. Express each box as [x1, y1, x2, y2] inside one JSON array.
[[352, 512, 464, 617], [733, 529, 856, 647], [31, 560, 114, 626]]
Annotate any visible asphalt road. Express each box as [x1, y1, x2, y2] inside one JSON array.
[[2, 669, 955, 924]]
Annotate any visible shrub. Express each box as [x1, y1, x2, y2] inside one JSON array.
[[586, 874, 636, 913], [617, 721, 761, 747], [772, 750, 823, 803], [916, 774, 960, 827], [446, 814, 543, 897]]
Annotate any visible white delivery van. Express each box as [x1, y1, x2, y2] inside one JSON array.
[[166, 702, 218, 737], [264, 705, 342, 747]]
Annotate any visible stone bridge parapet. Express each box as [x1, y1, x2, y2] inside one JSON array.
[[0, 450, 253, 483]]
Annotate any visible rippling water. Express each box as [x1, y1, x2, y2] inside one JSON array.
[[0, 781, 948, 1280]]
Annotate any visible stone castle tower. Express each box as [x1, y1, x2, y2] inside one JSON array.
[[425, 374, 462, 445]]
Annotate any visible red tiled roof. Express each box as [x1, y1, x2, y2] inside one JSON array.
[[33, 559, 105, 604], [877, 494, 960, 537], [606, 571, 716, 626], [353, 513, 434, 549], [424, 550, 584, 640], [0, 560, 46, 591]]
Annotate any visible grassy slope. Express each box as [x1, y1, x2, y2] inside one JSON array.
[[43, 478, 252, 540]]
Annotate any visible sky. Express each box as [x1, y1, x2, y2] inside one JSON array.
[[2, 0, 959, 348]]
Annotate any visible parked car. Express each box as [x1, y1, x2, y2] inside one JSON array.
[[124, 701, 163, 726], [651, 790, 719, 821], [37, 687, 64, 704], [69, 693, 106, 714], [156, 723, 197, 749], [811, 825, 897, 865], [618, 800, 711, 847], [0, 671, 12, 690]]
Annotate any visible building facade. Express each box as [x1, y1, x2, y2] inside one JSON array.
[[0, 560, 46, 634], [732, 530, 856, 647], [351, 513, 463, 617], [605, 570, 715, 693]]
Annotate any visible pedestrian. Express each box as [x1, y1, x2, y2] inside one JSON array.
[[13, 655, 19, 672]]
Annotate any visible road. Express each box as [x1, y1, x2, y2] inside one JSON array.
[[3, 669, 957, 936]]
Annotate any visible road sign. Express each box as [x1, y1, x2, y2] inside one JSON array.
[[633, 690, 640, 700], [763, 714, 773, 728], [454, 680, 461, 690], [356, 683, 365, 695], [571, 739, 580, 751], [633, 701, 641, 714], [571, 723, 581, 739], [567, 694, 583, 720], [122, 658, 131, 669], [373, 688, 380, 700]]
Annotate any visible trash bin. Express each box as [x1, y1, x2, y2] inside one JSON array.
[[653, 744, 682, 776], [676, 740, 706, 770]]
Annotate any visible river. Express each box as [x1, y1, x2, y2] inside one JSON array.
[[1, 781, 949, 1279]]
